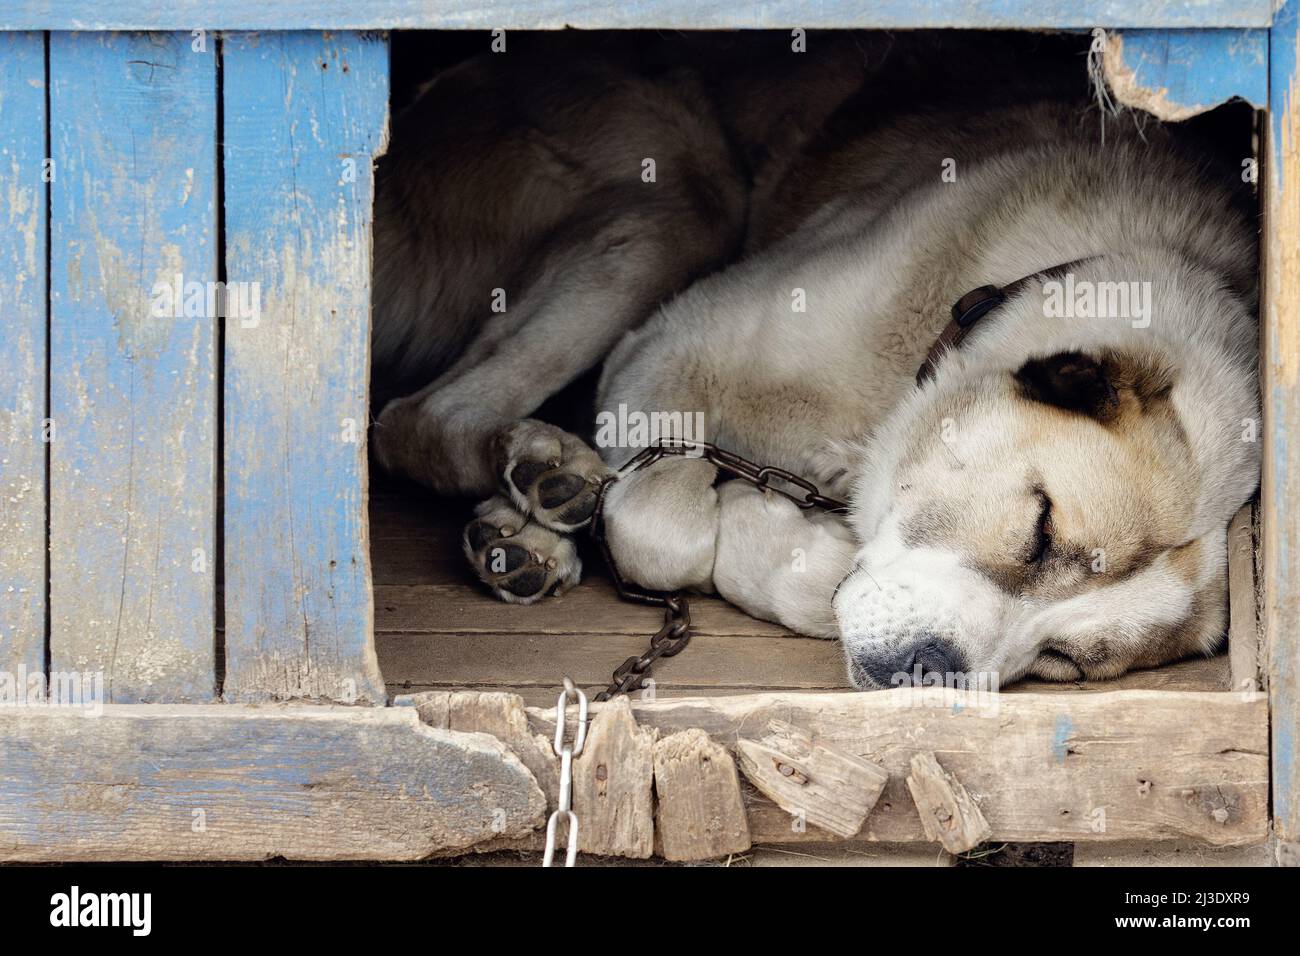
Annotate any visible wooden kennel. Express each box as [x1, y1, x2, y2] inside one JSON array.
[[0, 0, 1294, 865]]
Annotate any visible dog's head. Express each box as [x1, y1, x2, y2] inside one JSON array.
[[834, 333, 1258, 690]]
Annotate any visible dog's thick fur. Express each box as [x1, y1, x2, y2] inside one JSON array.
[[371, 33, 1260, 689]]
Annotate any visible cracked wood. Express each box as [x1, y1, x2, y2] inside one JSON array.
[[48, 32, 217, 701], [221, 32, 388, 704], [529, 689, 1268, 845]]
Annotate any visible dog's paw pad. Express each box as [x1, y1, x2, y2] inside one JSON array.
[[496, 420, 613, 532], [462, 501, 581, 604], [498, 564, 551, 598], [465, 518, 514, 553], [508, 459, 554, 498]]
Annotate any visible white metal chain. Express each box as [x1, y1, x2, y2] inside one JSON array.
[[542, 677, 588, 867]]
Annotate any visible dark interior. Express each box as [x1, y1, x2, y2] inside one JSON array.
[[370, 30, 1259, 704]]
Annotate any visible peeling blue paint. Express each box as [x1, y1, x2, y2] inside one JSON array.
[[221, 32, 388, 705], [1052, 714, 1075, 763], [0, 0, 1279, 31], [0, 33, 47, 676], [48, 32, 217, 702], [1112, 29, 1267, 114]]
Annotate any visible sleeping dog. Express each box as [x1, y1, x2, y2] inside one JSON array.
[[370, 33, 1259, 689]]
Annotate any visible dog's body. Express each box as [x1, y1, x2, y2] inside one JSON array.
[[372, 34, 1259, 688]]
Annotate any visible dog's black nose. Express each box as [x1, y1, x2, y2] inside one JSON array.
[[857, 636, 963, 688]]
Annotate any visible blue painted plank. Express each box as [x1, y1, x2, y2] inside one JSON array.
[[1107, 28, 1267, 116], [1268, 0, 1300, 844], [0, 32, 46, 678], [0, 0, 1278, 30], [48, 33, 217, 702], [221, 31, 387, 704], [0, 705, 545, 860]]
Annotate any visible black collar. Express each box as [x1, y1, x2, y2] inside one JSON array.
[[916, 257, 1096, 386]]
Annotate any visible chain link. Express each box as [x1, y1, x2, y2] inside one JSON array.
[[589, 440, 847, 702], [542, 678, 587, 867]]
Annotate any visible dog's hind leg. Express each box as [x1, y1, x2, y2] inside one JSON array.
[[371, 206, 735, 509], [602, 457, 857, 636], [711, 480, 857, 639]]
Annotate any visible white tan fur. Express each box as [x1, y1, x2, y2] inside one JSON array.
[[371, 37, 1259, 689]]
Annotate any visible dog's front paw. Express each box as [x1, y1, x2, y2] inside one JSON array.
[[493, 419, 612, 532], [463, 496, 581, 603]]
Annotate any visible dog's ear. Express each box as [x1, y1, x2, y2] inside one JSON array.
[[1014, 350, 1121, 422]]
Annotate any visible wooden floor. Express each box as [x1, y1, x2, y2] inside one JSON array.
[[371, 473, 1231, 706]]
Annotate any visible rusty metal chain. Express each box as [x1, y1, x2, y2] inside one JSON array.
[[589, 440, 848, 702]]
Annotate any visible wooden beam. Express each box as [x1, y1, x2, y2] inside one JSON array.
[[221, 32, 388, 704], [1267, 0, 1300, 844], [529, 690, 1269, 846], [0, 0, 1275, 30], [0, 704, 546, 861], [0, 32, 47, 677], [1072, 839, 1273, 866], [48, 32, 217, 701]]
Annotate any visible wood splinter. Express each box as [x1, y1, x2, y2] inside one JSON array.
[[735, 719, 889, 839], [906, 751, 992, 854]]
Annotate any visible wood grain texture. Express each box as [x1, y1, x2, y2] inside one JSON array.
[[736, 719, 888, 839], [374, 581, 788, 636], [221, 32, 388, 704], [653, 728, 750, 861], [572, 697, 655, 858], [1072, 839, 1273, 867], [0, 0, 1274, 29], [0, 32, 47, 676], [906, 751, 992, 854], [1268, 0, 1300, 842], [1228, 502, 1264, 693], [48, 32, 217, 701], [0, 704, 546, 861], [378, 629, 846, 695], [529, 690, 1269, 846], [395, 689, 559, 810]]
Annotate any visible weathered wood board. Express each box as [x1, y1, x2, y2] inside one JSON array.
[[1227, 502, 1264, 693], [1103, 28, 1268, 119], [654, 728, 750, 861], [395, 689, 560, 810], [530, 690, 1269, 846], [0, 0, 1275, 30], [48, 32, 217, 701], [1268, 0, 1300, 843], [0, 32, 47, 677], [573, 697, 656, 858], [221, 32, 388, 704], [0, 704, 545, 862]]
